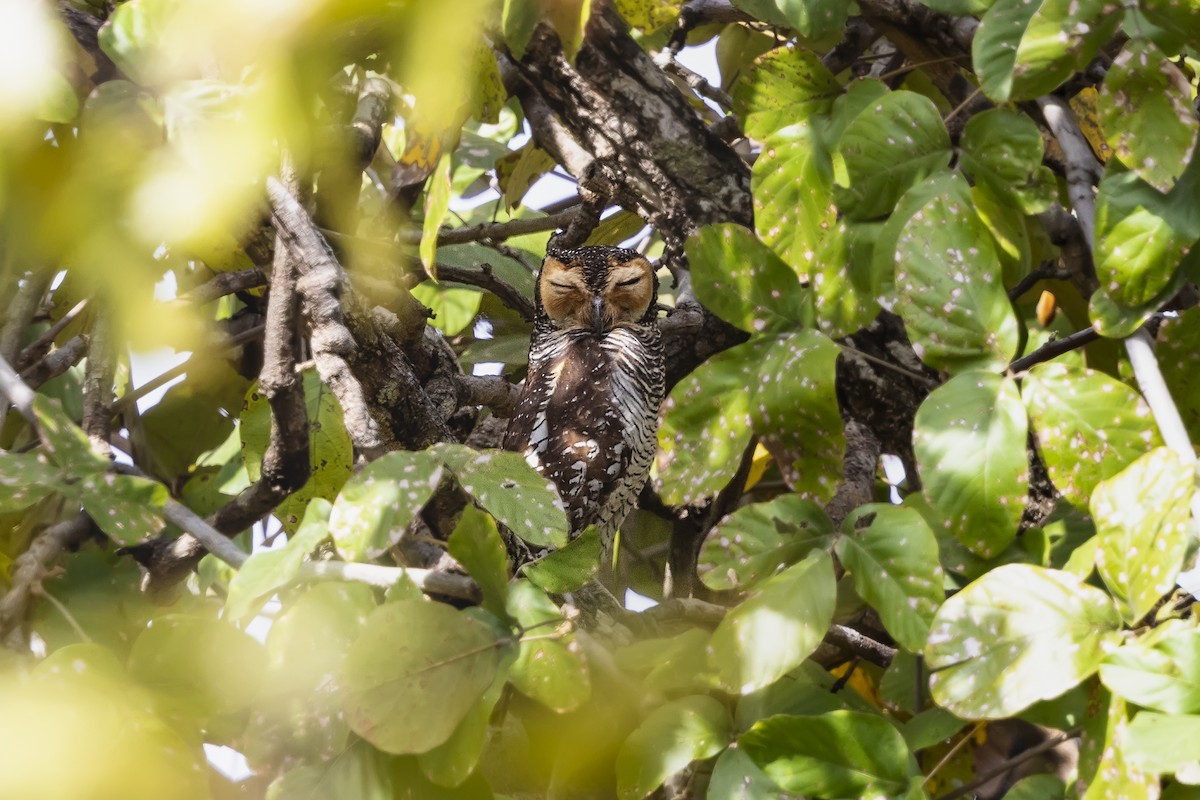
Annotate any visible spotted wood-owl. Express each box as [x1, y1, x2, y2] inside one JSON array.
[[503, 245, 665, 560]]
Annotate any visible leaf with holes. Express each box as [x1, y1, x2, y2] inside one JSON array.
[[835, 91, 951, 221], [0, 452, 62, 512], [687, 224, 812, 334], [1099, 39, 1199, 193], [78, 472, 168, 546], [225, 498, 332, 622], [1023, 363, 1162, 507], [1158, 307, 1200, 443], [958, 108, 1056, 214], [752, 122, 835, 280], [1094, 168, 1200, 309], [811, 218, 886, 339], [434, 445, 568, 548], [835, 505, 943, 653], [698, 495, 833, 592], [739, 711, 912, 797], [912, 372, 1029, 558], [447, 504, 510, 619], [893, 193, 1020, 371], [1101, 620, 1200, 715], [506, 581, 589, 712], [755, 330, 843, 502], [731, 47, 839, 140], [871, 170, 968, 304], [616, 696, 732, 800], [926, 564, 1123, 719], [657, 338, 768, 506], [341, 601, 503, 754], [709, 550, 835, 695], [329, 450, 444, 561], [1091, 447, 1191, 624]]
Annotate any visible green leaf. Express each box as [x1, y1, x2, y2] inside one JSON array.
[[731, 47, 839, 140], [729, 0, 846, 38], [1094, 168, 1200, 309], [752, 124, 835, 280], [1158, 307, 1200, 443], [926, 564, 1122, 718], [1099, 39, 1198, 193], [225, 498, 332, 622], [97, 0, 179, 85], [0, 452, 62, 512], [329, 450, 444, 560], [893, 193, 1021, 371], [918, 0, 994, 11], [128, 614, 267, 718], [240, 372, 354, 533], [912, 371, 1029, 558], [420, 153, 453, 278], [755, 330, 844, 501], [710, 550, 835, 694], [496, 143, 558, 209], [657, 338, 766, 505], [1023, 363, 1163, 507], [739, 711, 912, 797], [616, 696, 732, 800], [614, 0, 678, 31], [410, 282, 482, 336], [434, 445, 569, 548], [616, 628, 717, 694], [1091, 447, 1191, 623], [1101, 620, 1200, 714], [341, 600, 503, 754], [686, 223, 811, 333], [836, 91, 951, 220], [1007, 774, 1066, 800], [506, 581, 589, 712], [419, 650, 514, 788], [958, 108, 1056, 214], [501, 0, 539, 59], [266, 741, 392, 800], [33, 394, 106, 472], [811, 218, 886, 338], [871, 170, 964, 301], [1124, 711, 1200, 776], [708, 746, 792, 800], [900, 707, 965, 752], [522, 526, 600, 593], [78, 472, 168, 546], [975, 0, 1118, 101], [447, 504, 511, 619], [698, 495, 834, 592], [835, 504, 943, 652]]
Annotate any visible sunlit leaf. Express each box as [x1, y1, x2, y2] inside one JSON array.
[[836, 90, 951, 221], [926, 564, 1122, 718], [225, 498, 332, 622], [1091, 447, 1191, 623], [913, 371, 1029, 558], [266, 741, 392, 800], [1123, 711, 1200, 776], [752, 123, 835, 280], [835, 504, 943, 652], [522, 526, 601, 593], [506, 580, 589, 712], [1023, 363, 1162, 507], [1101, 620, 1200, 715], [420, 153, 454, 279], [959, 108, 1056, 214], [731, 47, 839, 140], [710, 550, 835, 694], [0, 452, 61, 512], [341, 600, 503, 754], [616, 696, 732, 800], [1099, 39, 1198, 193]]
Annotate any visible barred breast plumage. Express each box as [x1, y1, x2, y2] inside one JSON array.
[[503, 245, 665, 562]]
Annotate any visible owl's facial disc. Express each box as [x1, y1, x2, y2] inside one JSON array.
[[602, 256, 655, 327], [539, 252, 655, 334], [539, 256, 592, 330]]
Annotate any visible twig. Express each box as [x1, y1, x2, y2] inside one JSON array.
[[266, 176, 385, 459], [439, 264, 536, 322], [1006, 261, 1071, 301], [32, 583, 92, 643], [826, 623, 896, 667], [16, 299, 88, 371], [19, 335, 88, 389], [932, 730, 1079, 800], [401, 208, 580, 247], [178, 268, 267, 305], [1007, 327, 1100, 374], [0, 513, 92, 649]]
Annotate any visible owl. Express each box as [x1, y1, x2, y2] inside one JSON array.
[[503, 245, 665, 564]]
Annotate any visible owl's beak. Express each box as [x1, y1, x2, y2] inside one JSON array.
[[591, 296, 606, 335]]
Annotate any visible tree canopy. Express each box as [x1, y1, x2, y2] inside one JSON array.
[[1, 0, 1200, 798]]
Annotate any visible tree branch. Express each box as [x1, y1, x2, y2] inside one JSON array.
[[15, 299, 88, 371], [0, 513, 92, 649], [179, 268, 267, 305], [438, 263, 536, 322], [19, 335, 88, 389], [1007, 327, 1101, 374]]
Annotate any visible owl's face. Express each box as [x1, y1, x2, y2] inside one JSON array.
[[536, 247, 657, 335]]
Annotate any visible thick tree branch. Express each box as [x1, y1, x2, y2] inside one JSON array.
[[438, 263, 536, 322], [402, 208, 580, 247], [19, 335, 88, 389]]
